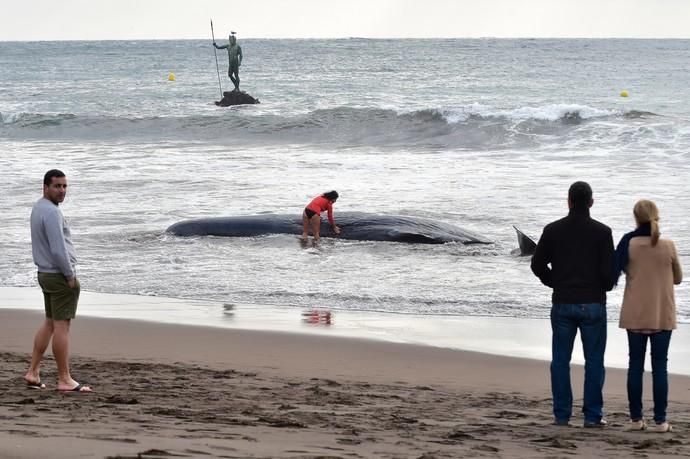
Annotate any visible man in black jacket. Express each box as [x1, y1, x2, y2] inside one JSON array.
[[531, 181, 614, 428]]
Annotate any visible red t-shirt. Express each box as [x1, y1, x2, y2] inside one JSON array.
[[306, 195, 335, 225]]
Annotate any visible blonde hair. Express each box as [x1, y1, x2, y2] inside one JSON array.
[[633, 199, 660, 246]]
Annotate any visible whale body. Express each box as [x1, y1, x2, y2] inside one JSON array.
[[166, 212, 493, 245]]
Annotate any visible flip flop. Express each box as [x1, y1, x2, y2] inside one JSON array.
[[26, 381, 46, 390], [58, 383, 93, 393]]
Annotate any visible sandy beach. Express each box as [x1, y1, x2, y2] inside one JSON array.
[[2, 307, 690, 458]]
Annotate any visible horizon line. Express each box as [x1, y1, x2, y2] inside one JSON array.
[[2, 36, 690, 43]]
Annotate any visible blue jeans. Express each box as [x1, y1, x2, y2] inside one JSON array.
[[627, 330, 672, 424], [550, 303, 607, 423]]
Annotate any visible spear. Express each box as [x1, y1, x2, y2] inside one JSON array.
[[210, 19, 223, 99]]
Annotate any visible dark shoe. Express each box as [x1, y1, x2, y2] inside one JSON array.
[[26, 381, 46, 390], [57, 382, 93, 393], [553, 419, 571, 426], [584, 419, 607, 428]]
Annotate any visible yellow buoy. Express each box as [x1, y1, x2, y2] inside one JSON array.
[[620, 90, 629, 98], [168, 72, 176, 81]]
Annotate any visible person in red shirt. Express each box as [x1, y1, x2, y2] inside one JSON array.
[[302, 190, 340, 241]]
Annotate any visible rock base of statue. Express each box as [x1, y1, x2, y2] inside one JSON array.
[[215, 90, 260, 106]]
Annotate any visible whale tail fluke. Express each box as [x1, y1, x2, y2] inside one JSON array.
[[513, 226, 537, 257]]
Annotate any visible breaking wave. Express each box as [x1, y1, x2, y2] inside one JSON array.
[[0, 104, 663, 150]]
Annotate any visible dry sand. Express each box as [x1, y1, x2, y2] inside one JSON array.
[[2, 308, 690, 458]]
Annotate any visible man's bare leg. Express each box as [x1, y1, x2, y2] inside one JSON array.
[[24, 319, 53, 385], [53, 319, 92, 392]]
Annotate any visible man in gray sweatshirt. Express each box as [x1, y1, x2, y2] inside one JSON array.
[[24, 169, 92, 392]]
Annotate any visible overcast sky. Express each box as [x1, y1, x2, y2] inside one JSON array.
[[2, 0, 689, 41]]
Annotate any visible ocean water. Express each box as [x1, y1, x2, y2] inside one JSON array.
[[1, 38, 689, 323]]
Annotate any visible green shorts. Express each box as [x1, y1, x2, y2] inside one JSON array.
[[37, 272, 80, 320]]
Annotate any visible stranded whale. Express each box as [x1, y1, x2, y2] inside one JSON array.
[[167, 212, 493, 245]]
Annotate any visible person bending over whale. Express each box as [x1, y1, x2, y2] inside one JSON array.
[[302, 191, 340, 242]]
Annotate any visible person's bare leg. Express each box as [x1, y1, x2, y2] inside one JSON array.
[[310, 216, 321, 242], [24, 319, 54, 385], [53, 319, 92, 392], [52, 320, 74, 387], [301, 212, 310, 239]]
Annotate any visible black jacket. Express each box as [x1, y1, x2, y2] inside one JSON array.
[[531, 208, 614, 304]]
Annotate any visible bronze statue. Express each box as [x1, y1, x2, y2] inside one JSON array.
[[213, 32, 243, 91]]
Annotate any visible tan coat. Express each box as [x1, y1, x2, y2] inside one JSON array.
[[619, 237, 683, 330]]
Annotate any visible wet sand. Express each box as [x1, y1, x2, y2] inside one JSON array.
[[3, 286, 690, 375], [2, 308, 690, 458]]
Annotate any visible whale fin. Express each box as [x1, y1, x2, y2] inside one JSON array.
[[513, 226, 537, 256]]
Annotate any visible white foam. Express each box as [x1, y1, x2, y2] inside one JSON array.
[[0, 111, 20, 124], [440, 103, 620, 123]]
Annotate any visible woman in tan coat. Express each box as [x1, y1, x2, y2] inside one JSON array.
[[614, 200, 683, 432]]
